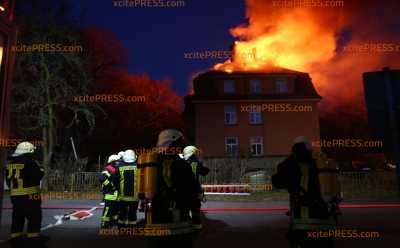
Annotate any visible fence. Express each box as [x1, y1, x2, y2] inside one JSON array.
[[47, 171, 101, 192], [339, 171, 398, 199], [45, 170, 399, 199]]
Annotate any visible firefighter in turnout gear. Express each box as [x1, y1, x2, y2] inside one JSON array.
[[6, 142, 47, 248], [99, 154, 120, 228], [147, 129, 198, 224], [133, 129, 197, 248], [179, 146, 209, 230], [117, 150, 139, 227], [272, 137, 336, 248], [145, 129, 185, 224]]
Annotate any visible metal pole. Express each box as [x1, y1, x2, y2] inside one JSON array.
[[70, 137, 78, 160]]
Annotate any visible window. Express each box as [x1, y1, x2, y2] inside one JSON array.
[[276, 79, 288, 93], [224, 79, 235, 93], [225, 137, 238, 156], [250, 137, 263, 156], [249, 109, 262, 124], [250, 79, 262, 94], [224, 105, 237, 125]]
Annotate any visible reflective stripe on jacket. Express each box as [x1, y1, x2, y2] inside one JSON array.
[[118, 164, 138, 201], [6, 157, 43, 197]]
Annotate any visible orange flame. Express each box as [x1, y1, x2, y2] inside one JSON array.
[[214, 9, 336, 73], [213, 0, 400, 113]]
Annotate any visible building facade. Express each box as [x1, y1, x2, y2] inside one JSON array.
[[184, 68, 322, 158], [363, 67, 400, 186]]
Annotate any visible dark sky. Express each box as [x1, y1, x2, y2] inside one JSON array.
[[79, 0, 247, 96]]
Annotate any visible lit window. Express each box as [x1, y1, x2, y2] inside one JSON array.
[[249, 109, 262, 124], [224, 105, 237, 125], [250, 79, 262, 94], [224, 79, 235, 93], [250, 137, 263, 156], [276, 79, 288, 93], [225, 137, 238, 156]]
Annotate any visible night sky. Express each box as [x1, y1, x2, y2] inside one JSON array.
[[79, 0, 247, 96]]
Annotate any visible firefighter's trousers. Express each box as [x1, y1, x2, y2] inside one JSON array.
[[190, 197, 202, 229], [101, 200, 119, 228], [118, 200, 138, 227], [10, 195, 43, 248]]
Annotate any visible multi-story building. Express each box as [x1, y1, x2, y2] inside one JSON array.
[[183, 67, 322, 159]]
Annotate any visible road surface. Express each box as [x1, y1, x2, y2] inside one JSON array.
[[1, 200, 399, 248]]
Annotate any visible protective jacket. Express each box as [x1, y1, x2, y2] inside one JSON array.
[[117, 162, 138, 202], [186, 158, 209, 183], [272, 143, 336, 231], [99, 163, 119, 201], [6, 155, 43, 197]]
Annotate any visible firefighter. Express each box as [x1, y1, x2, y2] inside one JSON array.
[[6, 142, 48, 248], [150, 129, 198, 224], [99, 154, 120, 228], [179, 145, 209, 229], [117, 149, 139, 228], [272, 137, 336, 248]]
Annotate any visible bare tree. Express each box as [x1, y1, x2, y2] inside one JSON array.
[[11, 0, 101, 188]]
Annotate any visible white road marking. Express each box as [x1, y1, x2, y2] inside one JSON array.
[[41, 206, 98, 231]]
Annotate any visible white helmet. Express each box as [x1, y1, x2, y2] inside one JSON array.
[[107, 154, 120, 164], [157, 129, 184, 148], [179, 145, 200, 160], [122, 149, 137, 163], [293, 136, 312, 151], [117, 151, 125, 159], [12, 142, 36, 157]]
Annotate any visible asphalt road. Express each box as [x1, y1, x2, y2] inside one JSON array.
[[1, 200, 399, 248]]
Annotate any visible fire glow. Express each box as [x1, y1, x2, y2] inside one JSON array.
[[214, 9, 336, 73], [213, 0, 400, 112]]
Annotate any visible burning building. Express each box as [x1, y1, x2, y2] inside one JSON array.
[[184, 67, 321, 163]]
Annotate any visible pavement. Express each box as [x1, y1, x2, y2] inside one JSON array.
[[0, 199, 399, 248]]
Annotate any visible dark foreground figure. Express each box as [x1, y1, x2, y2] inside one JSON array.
[[273, 139, 336, 248]]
